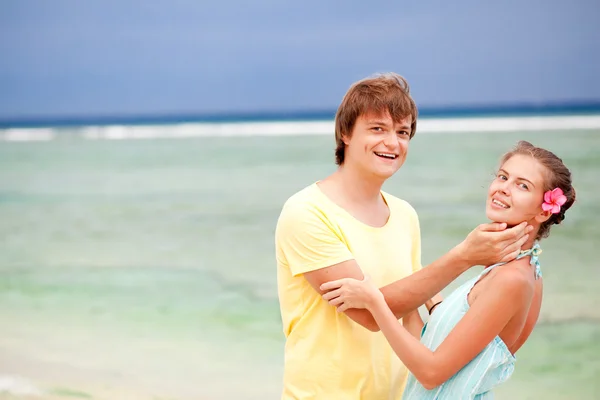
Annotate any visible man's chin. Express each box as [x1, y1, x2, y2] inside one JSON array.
[[372, 168, 398, 180]]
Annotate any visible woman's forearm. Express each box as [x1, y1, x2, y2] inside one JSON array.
[[368, 297, 439, 387]]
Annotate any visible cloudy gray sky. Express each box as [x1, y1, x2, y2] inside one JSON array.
[[1, 0, 598, 119]]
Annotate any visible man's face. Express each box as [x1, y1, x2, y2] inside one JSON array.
[[342, 111, 412, 180]]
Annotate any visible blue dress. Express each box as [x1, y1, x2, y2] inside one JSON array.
[[402, 243, 543, 399]]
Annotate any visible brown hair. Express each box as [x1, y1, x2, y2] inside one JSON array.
[[500, 140, 576, 240], [334, 72, 418, 165]]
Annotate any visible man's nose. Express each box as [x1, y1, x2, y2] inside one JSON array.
[[383, 132, 398, 148]]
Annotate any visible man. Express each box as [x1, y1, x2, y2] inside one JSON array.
[[275, 73, 532, 399]]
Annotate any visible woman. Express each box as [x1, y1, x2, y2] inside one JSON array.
[[319, 141, 576, 399]]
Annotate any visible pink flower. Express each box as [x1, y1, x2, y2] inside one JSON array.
[[542, 188, 567, 214]]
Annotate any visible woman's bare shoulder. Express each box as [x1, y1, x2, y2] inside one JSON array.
[[488, 260, 535, 293]]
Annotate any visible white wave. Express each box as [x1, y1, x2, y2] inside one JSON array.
[[0, 128, 55, 142], [1, 115, 599, 142], [78, 120, 333, 140], [418, 115, 600, 132], [0, 375, 42, 396]]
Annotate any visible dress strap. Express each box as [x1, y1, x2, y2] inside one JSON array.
[[478, 261, 507, 279], [477, 241, 543, 280], [521, 241, 543, 279]]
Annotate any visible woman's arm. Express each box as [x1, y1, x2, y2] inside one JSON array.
[[314, 222, 533, 328], [323, 271, 533, 390]]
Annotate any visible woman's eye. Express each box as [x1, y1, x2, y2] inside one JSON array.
[[498, 174, 507, 180], [519, 183, 529, 190]]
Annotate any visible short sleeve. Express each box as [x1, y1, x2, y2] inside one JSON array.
[[275, 201, 354, 277], [409, 207, 423, 273]]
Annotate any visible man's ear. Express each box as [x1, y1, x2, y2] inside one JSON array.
[[341, 133, 350, 145], [534, 209, 553, 224]]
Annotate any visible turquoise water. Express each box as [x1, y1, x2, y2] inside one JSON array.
[[0, 128, 599, 399]]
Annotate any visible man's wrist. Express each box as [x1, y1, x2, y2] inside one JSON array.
[[424, 298, 434, 310], [425, 294, 444, 311], [448, 242, 473, 272], [428, 300, 443, 315]]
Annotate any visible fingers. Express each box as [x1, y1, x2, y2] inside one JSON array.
[[328, 296, 344, 307], [479, 222, 507, 232], [499, 246, 521, 263], [320, 278, 348, 292], [490, 223, 529, 250], [337, 303, 350, 313], [500, 250, 519, 263], [516, 232, 530, 248], [499, 233, 530, 262], [503, 222, 530, 240], [322, 288, 342, 301]]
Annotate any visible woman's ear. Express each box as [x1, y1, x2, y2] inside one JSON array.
[[534, 209, 553, 224]]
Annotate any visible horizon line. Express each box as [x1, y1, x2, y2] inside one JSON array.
[[1, 100, 600, 129]]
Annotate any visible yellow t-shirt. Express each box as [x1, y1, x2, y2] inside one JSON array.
[[275, 182, 423, 400]]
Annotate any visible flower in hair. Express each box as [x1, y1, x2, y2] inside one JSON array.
[[542, 188, 567, 214]]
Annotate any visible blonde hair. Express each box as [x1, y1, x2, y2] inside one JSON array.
[[500, 140, 576, 240]]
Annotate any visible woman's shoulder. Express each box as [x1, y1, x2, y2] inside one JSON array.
[[488, 260, 536, 294]]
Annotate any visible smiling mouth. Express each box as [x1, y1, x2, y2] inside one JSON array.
[[374, 152, 398, 160], [492, 199, 510, 209]]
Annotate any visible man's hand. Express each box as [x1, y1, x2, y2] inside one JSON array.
[[454, 222, 534, 267]]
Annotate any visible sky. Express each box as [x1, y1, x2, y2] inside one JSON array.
[[1, 0, 599, 120]]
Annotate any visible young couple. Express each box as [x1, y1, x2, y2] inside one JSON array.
[[275, 72, 576, 399]]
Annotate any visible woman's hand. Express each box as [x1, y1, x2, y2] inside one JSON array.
[[320, 276, 384, 312]]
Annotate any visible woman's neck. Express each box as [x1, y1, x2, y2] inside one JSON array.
[[503, 220, 540, 252], [484, 223, 540, 268], [520, 235, 537, 252]]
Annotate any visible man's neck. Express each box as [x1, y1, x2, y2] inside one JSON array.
[[329, 164, 385, 205]]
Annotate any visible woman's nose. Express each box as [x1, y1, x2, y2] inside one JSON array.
[[499, 181, 510, 195]]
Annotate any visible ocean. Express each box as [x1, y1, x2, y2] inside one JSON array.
[[0, 114, 599, 399]]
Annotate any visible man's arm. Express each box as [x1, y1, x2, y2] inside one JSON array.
[[307, 221, 533, 332], [425, 293, 444, 315], [304, 247, 469, 331]]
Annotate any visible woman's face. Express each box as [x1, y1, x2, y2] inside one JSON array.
[[486, 154, 552, 227]]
